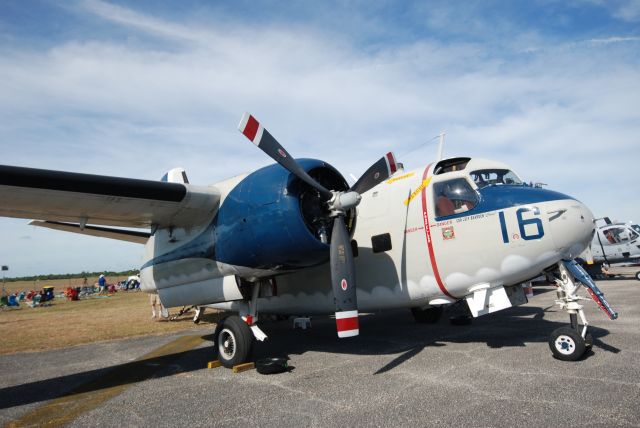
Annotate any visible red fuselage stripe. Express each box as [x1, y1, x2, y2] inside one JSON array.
[[421, 164, 454, 298], [336, 316, 359, 332]]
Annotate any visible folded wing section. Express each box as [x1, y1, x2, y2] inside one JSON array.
[[0, 165, 220, 229]]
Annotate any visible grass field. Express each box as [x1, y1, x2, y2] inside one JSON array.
[[0, 276, 221, 355]]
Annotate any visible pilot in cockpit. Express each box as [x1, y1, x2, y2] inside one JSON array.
[[435, 179, 478, 217]]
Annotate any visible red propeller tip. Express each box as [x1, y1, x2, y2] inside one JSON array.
[[238, 113, 263, 145], [336, 310, 359, 338]]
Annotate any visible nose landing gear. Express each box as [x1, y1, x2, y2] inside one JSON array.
[[549, 260, 617, 361]]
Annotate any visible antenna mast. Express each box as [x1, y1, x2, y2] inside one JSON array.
[[436, 131, 445, 161]]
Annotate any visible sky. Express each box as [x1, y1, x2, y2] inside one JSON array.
[[0, 0, 639, 277]]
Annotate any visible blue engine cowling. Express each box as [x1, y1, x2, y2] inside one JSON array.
[[214, 158, 354, 270]]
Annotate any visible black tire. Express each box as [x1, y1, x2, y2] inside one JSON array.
[[635, 271, 640, 281], [549, 327, 586, 361], [214, 315, 253, 368], [256, 357, 289, 374], [411, 306, 443, 323]]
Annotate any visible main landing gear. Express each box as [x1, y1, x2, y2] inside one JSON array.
[[213, 280, 268, 368], [214, 315, 254, 368], [549, 260, 617, 361]]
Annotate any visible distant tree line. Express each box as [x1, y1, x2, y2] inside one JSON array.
[[3, 269, 139, 283]]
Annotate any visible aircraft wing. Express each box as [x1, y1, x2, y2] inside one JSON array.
[[28, 220, 151, 244], [0, 165, 220, 229]]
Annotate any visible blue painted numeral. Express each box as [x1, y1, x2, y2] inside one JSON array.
[[517, 207, 544, 240], [499, 207, 544, 243], [498, 211, 509, 243]]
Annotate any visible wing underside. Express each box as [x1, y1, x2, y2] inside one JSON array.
[[29, 220, 151, 244], [0, 165, 220, 229]]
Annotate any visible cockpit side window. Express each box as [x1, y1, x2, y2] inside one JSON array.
[[603, 227, 638, 243], [471, 169, 523, 188], [433, 178, 479, 217]]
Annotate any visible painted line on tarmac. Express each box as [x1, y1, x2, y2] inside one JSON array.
[[6, 334, 206, 428]]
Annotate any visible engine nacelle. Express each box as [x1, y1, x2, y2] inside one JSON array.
[[215, 158, 354, 271]]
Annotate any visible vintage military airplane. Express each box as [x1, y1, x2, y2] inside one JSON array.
[[0, 113, 617, 365], [590, 218, 640, 265]]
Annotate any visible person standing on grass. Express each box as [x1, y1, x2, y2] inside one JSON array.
[[150, 292, 168, 319], [98, 274, 106, 294]]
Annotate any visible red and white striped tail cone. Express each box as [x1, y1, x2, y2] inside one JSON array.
[[335, 310, 359, 338]]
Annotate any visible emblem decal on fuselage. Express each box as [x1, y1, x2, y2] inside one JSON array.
[[341, 279, 348, 291], [442, 226, 455, 240]]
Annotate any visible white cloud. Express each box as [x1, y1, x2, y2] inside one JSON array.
[[575, 0, 640, 22], [0, 0, 639, 276]]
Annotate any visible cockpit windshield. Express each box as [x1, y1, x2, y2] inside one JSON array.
[[631, 224, 640, 234], [470, 169, 523, 188]]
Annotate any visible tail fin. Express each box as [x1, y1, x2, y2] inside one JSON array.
[[161, 168, 189, 184]]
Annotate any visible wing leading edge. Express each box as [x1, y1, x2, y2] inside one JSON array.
[[0, 165, 220, 229]]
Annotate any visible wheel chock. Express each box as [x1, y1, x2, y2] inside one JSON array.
[[232, 362, 255, 373], [207, 360, 223, 369]]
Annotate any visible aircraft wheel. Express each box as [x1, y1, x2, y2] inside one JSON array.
[[411, 306, 443, 324], [214, 315, 253, 368], [549, 327, 586, 361], [635, 271, 640, 281]]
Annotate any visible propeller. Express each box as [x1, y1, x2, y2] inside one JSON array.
[[238, 112, 398, 337]]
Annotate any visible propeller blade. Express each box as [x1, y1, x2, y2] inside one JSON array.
[[238, 113, 333, 199], [350, 152, 398, 194], [330, 215, 359, 338]]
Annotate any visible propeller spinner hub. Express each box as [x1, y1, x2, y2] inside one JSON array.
[[329, 191, 361, 216]]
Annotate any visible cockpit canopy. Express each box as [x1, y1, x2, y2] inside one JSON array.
[[431, 158, 525, 218], [470, 169, 523, 188], [601, 226, 639, 244]]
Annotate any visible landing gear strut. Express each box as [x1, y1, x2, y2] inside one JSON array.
[[549, 260, 617, 361]]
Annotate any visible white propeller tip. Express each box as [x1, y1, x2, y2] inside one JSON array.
[[337, 329, 359, 338]]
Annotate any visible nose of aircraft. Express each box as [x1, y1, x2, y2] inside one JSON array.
[[546, 196, 595, 259]]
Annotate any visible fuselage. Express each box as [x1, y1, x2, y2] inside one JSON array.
[[140, 157, 594, 314]]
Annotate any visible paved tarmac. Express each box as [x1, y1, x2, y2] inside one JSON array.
[[1, 279, 639, 427]]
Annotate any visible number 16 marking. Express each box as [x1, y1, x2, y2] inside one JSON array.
[[499, 207, 544, 243]]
